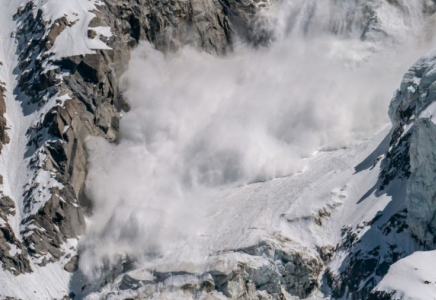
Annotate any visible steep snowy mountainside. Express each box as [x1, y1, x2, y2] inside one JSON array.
[[0, 0, 436, 299], [0, 0, 275, 298], [385, 50, 436, 245], [368, 46, 436, 300]]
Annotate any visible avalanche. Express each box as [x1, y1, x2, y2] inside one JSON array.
[[0, 0, 436, 299]]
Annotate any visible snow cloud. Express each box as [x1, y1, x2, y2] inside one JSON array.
[[78, 0, 435, 277]]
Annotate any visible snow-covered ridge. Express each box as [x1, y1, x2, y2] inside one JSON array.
[[35, 0, 111, 58], [374, 250, 436, 299], [0, 0, 115, 298], [386, 49, 436, 245]]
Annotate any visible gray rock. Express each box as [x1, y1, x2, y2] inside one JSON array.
[[384, 51, 436, 244], [64, 256, 79, 273]]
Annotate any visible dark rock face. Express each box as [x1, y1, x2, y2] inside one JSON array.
[[0, 223, 32, 275], [102, 0, 273, 55], [14, 2, 93, 267], [325, 194, 423, 298]]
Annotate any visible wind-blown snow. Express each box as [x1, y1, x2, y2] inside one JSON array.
[[81, 0, 436, 278]]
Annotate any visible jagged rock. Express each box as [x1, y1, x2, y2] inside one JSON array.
[[384, 51, 436, 244], [0, 223, 32, 275], [64, 255, 79, 273], [0, 196, 16, 216], [102, 0, 274, 55], [21, 189, 85, 265]]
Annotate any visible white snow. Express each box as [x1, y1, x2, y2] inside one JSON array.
[[375, 250, 436, 299], [421, 101, 436, 124], [35, 0, 112, 59], [0, 263, 72, 300], [8, 243, 21, 257]]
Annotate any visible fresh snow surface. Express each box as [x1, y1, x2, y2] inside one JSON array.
[[37, 0, 111, 59], [375, 250, 436, 299], [0, 262, 72, 300], [0, 0, 35, 237]]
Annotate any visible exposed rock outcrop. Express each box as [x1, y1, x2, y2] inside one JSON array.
[[87, 237, 323, 299], [385, 51, 436, 244]]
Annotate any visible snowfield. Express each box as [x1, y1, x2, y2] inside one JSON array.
[[375, 250, 436, 299]]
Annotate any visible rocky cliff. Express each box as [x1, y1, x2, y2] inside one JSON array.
[[385, 50, 436, 246]]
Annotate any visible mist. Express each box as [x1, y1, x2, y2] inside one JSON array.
[[78, 0, 436, 277]]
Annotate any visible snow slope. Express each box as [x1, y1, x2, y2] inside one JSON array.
[[374, 250, 436, 299]]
